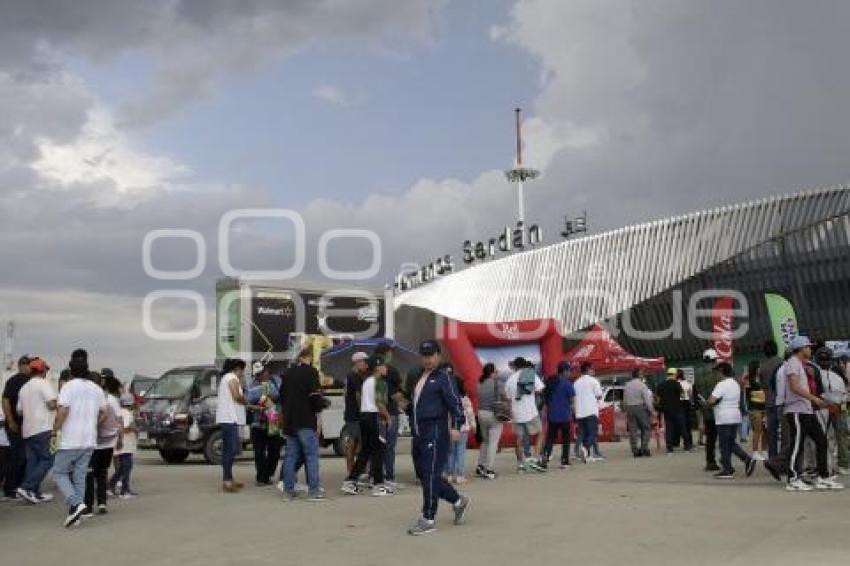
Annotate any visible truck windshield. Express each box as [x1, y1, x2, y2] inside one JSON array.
[[145, 372, 197, 399]]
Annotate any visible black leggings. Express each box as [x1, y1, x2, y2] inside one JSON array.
[[347, 413, 384, 485], [85, 447, 114, 508], [543, 421, 571, 463]]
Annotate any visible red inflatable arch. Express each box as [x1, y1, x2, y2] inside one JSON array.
[[440, 318, 564, 446]]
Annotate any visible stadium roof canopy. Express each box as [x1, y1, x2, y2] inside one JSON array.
[[394, 186, 850, 335]]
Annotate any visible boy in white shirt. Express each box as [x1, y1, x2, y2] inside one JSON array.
[[16, 357, 57, 503]]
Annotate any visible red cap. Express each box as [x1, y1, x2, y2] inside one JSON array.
[[29, 357, 50, 373]]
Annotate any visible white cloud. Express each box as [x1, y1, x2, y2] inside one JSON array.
[[313, 84, 351, 107], [33, 105, 190, 205]]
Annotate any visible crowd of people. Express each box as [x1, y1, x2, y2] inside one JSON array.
[[2, 332, 847, 533], [1, 350, 140, 528]]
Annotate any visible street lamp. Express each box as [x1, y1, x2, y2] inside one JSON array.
[[504, 107, 540, 223]]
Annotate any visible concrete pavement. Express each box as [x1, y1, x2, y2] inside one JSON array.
[[1, 441, 848, 566]]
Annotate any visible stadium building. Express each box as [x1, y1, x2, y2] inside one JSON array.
[[393, 186, 850, 372]]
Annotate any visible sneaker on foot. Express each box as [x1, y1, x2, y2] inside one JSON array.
[[97, 504, 108, 515], [714, 471, 734, 479], [745, 458, 757, 478], [408, 517, 437, 536], [371, 484, 394, 497], [814, 477, 845, 490], [525, 458, 547, 472], [475, 465, 488, 479], [81, 507, 95, 519], [704, 463, 721, 472], [17, 488, 39, 505], [64, 503, 87, 528], [340, 480, 358, 495], [119, 493, 136, 500], [276, 480, 285, 493], [307, 490, 327, 501], [37, 493, 54, 503], [786, 478, 814, 492], [453, 495, 470, 525], [484, 468, 498, 479]]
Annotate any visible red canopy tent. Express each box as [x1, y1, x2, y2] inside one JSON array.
[[564, 324, 665, 373]]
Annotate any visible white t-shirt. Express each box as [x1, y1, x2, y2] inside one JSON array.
[[504, 371, 544, 424], [116, 408, 137, 455], [57, 378, 107, 450], [17, 378, 57, 438], [680, 380, 693, 402], [360, 376, 377, 413], [216, 373, 246, 425], [574, 374, 603, 419], [711, 378, 742, 425], [98, 394, 122, 449]]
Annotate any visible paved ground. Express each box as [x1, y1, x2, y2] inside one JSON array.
[[2, 441, 849, 566]]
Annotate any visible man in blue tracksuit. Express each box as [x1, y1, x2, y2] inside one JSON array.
[[407, 340, 470, 536]]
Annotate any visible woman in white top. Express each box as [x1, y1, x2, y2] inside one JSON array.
[[708, 362, 755, 480], [85, 373, 123, 514], [216, 359, 249, 492]]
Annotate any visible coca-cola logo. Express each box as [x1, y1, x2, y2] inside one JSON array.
[[713, 299, 734, 362]]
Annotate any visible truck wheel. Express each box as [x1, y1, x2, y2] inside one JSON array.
[[333, 424, 354, 457], [203, 430, 224, 465], [159, 448, 190, 464]]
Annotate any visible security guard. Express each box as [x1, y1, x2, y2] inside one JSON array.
[[407, 340, 470, 536]]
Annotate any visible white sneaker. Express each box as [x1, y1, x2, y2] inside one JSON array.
[[371, 484, 394, 497], [786, 479, 814, 492], [340, 480, 358, 495], [294, 482, 309, 493], [814, 477, 845, 490], [276, 481, 285, 493], [37, 493, 54, 503]]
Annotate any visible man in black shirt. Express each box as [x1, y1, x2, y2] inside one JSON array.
[[280, 348, 325, 501], [2, 355, 33, 497], [376, 340, 405, 486], [657, 368, 687, 453], [344, 352, 369, 474]]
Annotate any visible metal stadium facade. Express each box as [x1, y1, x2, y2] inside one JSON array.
[[394, 186, 850, 363]]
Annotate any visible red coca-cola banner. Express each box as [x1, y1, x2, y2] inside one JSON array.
[[712, 296, 735, 363]]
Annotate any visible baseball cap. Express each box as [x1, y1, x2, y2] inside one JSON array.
[[29, 357, 50, 373], [789, 335, 813, 351], [666, 367, 678, 376], [419, 340, 441, 356], [252, 361, 266, 376], [101, 368, 116, 379], [18, 354, 32, 365], [351, 351, 369, 363], [367, 354, 386, 369]]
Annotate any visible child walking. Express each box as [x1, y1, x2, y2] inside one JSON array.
[[446, 376, 476, 484], [110, 395, 138, 498]]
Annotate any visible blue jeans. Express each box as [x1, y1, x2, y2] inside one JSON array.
[[283, 428, 321, 495], [52, 448, 93, 508], [220, 423, 239, 482], [109, 453, 134, 494], [445, 431, 468, 477], [766, 405, 780, 459], [22, 431, 53, 495], [384, 415, 400, 481], [578, 416, 599, 452], [717, 423, 751, 474]]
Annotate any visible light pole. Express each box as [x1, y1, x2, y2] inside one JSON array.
[[504, 107, 539, 223]]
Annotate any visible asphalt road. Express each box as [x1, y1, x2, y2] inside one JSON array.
[[1, 441, 849, 566]]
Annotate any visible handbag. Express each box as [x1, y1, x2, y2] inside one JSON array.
[[492, 378, 512, 422]]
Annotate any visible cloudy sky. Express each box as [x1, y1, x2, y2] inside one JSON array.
[[2, 0, 849, 377]]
